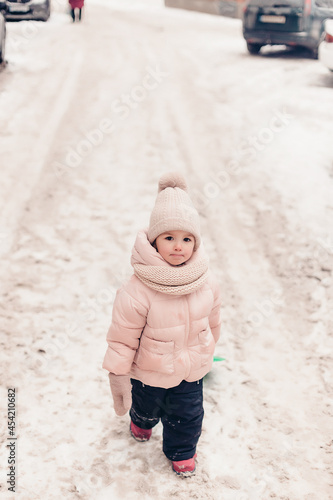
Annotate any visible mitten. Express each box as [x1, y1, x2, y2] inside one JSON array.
[[108, 373, 132, 416]]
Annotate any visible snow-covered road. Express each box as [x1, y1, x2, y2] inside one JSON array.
[[0, 1, 332, 499]]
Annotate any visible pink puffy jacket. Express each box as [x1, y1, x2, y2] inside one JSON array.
[[102, 231, 222, 389]]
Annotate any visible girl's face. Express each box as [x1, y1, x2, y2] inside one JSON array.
[[155, 230, 195, 266]]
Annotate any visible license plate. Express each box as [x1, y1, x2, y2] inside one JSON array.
[[8, 4, 30, 12], [260, 15, 286, 24]]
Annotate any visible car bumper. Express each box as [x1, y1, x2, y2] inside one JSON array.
[[243, 29, 318, 50], [319, 41, 333, 71], [5, 2, 48, 20]]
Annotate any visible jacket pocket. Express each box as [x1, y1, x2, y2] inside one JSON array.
[[199, 329, 215, 367], [135, 336, 175, 375]]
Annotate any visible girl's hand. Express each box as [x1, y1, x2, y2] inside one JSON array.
[[108, 373, 132, 416]]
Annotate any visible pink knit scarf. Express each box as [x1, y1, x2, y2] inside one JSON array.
[[133, 254, 209, 296]]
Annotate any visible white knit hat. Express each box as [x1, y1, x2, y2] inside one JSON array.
[[148, 172, 201, 250]]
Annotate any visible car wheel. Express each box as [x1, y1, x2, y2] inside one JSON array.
[[40, 11, 50, 21], [311, 47, 319, 59], [312, 31, 325, 60], [40, 1, 50, 21], [247, 42, 262, 55]]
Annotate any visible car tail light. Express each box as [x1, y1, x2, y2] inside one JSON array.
[[325, 32, 333, 43], [304, 0, 311, 16]]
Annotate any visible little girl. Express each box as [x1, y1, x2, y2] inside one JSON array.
[[102, 172, 221, 477]]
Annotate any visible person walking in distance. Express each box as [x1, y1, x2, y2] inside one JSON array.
[[103, 172, 222, 477], [69, 0, 84, 22]]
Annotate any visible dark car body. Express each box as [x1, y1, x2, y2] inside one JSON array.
[[242, 0, 333, 57], [5, 0, 50, 22], [0, 1, 6, 64]]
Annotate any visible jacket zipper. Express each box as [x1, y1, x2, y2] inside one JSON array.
[[184, 295, 191, 379]]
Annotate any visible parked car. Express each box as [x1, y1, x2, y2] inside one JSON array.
[[0, 1, 6, 65], [242, 0, 333, 58], [5, 0, 50, 22], [319, 18, 333, 69]]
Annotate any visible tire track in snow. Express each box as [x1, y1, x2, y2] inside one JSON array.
[[0, 51, 84, 256]]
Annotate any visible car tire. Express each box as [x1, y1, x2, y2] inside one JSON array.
[[247, 42, 262, 55], [310, 46, 319, 59], [40, 1, 50, 22], [40, 11, 50, 21]]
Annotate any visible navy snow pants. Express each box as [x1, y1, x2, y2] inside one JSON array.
[[130, 378, 204, 461]]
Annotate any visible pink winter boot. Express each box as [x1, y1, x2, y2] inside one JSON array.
[[130, 421, 152, 442], [172, 453, 197, 477]]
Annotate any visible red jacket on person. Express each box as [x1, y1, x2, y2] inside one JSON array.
[[69, 0, 84, 8]]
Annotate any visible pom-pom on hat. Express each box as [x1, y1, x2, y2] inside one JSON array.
[[148, 172, 201, 250]]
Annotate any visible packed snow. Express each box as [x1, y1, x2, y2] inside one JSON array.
[[0, 0, 332, 499]]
